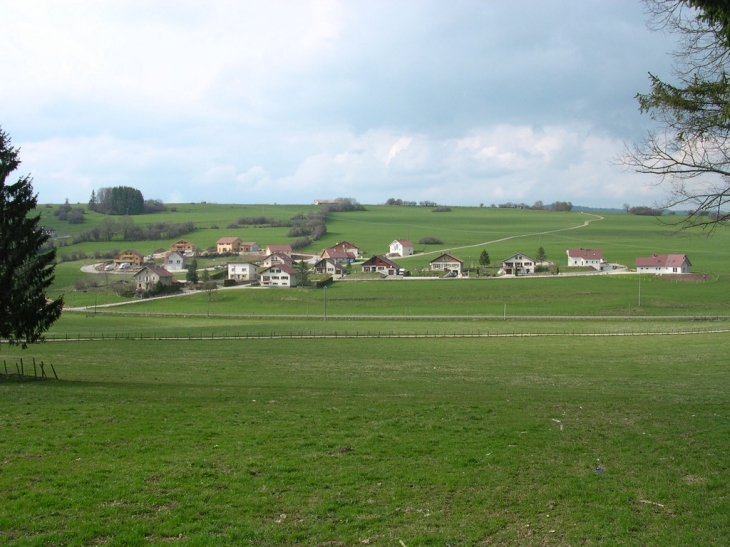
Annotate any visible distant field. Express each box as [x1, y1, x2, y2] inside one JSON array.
[[2, 334, 728, 546]]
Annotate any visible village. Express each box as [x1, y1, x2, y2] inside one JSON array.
[[95, 236, 693, 294]]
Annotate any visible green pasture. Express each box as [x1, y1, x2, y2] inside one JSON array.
[[70, 273, 730, 318], [2, 334, 728, 546]]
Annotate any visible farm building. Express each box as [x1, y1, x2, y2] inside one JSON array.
[[566, 248, 607, 270], [636, 254, 691, 274], [429, 253, 464, 276], [500, 253, 535, 275], [362, 255, 402, 276]]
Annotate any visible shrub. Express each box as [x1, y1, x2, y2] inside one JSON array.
[[419, 236, 443, 245], [431, 206, 451, 212]]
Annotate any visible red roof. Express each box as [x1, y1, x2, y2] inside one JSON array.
[[134, 266, 173, 277], [635, 254, 690, 267], [567, 248, 603, 259], [430, 253, 463, 264], [321, 247, 355, 259], [393, 239, 413, 247], [267, 244, 292, 252], [217, 237, 241, 244], [261, 264, 297, 275], [363, 255, 402, 269]]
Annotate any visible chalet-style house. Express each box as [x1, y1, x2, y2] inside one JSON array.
[[216, 237, 242, 254], [170, 239, 195, 254], [429, 253, 464, 276], [567, 248, 606, 270], [314, 258, 346, 278], [114, 249, 145, 267], [636, 254, 691, 274], [265, 244, 293, 256], [389, 239, 414, 257], [500, 253, 535, 275], [133, 266, 174, 291], [260, 264, 298, 287], [334, 241, 361, 257], [239, 242, 260, 253], [320, 247, 356, 263], [263, 252, 294, 268], [362, 255, 402, 276], [227, 262, 259, 282], [163, 251, 187, 271]]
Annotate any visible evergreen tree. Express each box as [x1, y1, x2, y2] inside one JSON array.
[[0, 127, 63, 347], [478, 249, 491, 266], [295, 260, 310, 287], [536, 246, 546, 262], [186, 259, 199, 284], [201, 268, 210, 282]]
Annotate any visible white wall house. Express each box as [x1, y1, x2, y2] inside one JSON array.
[[164, 251, 187, 271], [500, 253, 535, 275], [227, 262, 259, 282], [389, 239, 414, 257], [429, 253, 464, 275], [566, 248, 607, 270], [636, 254, 691, 274], [260, 264, 298, 287]]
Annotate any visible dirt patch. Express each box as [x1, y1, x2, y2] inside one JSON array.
[[656, 273, 710, 282]]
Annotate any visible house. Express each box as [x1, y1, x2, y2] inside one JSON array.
[[500, 253, 535, 275], [217, 237, 242, 254], [265, 244, 293, 256], [170, 239, 195, 254], [362, 255, 402, 276], [320, 247, 356, 263], [389, 239, 414, 257], [263, 252, 294, 268], [239, 241, 260, 253], [227, 262, 259, 282], [429, 253, 464, 276], [314, 258, 346, 278], [133, 266, 174, 291], [636, 254, 692, 274], [260, 264, 298, 287], [334, 241, 361, 257], [567, 248, 607, 270], [163, 251, 187, 271], [114, 249, 145, 266]]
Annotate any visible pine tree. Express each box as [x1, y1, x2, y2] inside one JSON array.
[[478, 249, 491, 266], [536, 246, 547, 262], [186, 259, 199, 285], [0, 127, 63, 347]]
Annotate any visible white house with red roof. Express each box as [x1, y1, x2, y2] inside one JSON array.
[[566, 248, 607, 270], [260, 264, 298, 287], [389, 239, 414, 257], [263, 252, 294, 268], [636, 254, 691, 274], [429, 253, 464, 276], [265, 244, 293, 256], [334, 241, 361, 257], [362, 255, 402, 276]]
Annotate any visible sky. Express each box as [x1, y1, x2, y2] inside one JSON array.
[[0, 1, 680, 208]]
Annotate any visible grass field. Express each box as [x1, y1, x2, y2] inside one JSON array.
[[5, 203, 727, 545], [2, 334, 728, 546]]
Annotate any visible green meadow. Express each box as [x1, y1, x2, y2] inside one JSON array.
[[3, 203, 729, 545]]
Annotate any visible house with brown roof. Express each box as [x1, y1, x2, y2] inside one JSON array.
[[314, 258, 346, 278], [389, 239, 414, 257], [133, 266, 174, 291], [265, 244, 293, 256], [500, 253, 535, 275], [362, 255, 402, 276], [260, 264, 298, 287], [334, 241, 361, 257], [429, 253, 464, 276], [567, 248, 607, 270], [114, 249, 145, 267], [636, 254, 691, 274], [320, 247, 356, 263], [170, 239, 195, 254], [263, 252, 294, 268], [217, 237, 242, 254], [239, 242, 260, 253]]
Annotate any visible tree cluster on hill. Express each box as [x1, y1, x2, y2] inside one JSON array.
[[629, 206, 665, 216], [288, 212, 327, 250], [226, 216, 290, 229], [431, 206, 451, 212], [322, 198, 366, 212], [72, 217, 195, 244], [419, 236, 443, 244], [385, 198, 440, 207], [549, 201, 573, 212], [53, 199, 86, 224], [88, 187, 164, 215]]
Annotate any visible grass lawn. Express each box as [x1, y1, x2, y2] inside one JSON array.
[[1, 334, 728, 546]]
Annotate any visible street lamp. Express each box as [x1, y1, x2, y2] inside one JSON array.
[[323, 285, 328, 321]]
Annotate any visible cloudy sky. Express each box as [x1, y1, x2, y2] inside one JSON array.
[[1, 1, 679, 208]]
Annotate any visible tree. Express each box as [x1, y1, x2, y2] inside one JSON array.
[[624, 0, 730, 231], [478, 249, 491, 266], [200, 268, 210, 282], [295, 260, 310, 287], [186, 259, 199, 284], [0, 127, 63, 347], [536, 246, 547, 262]]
